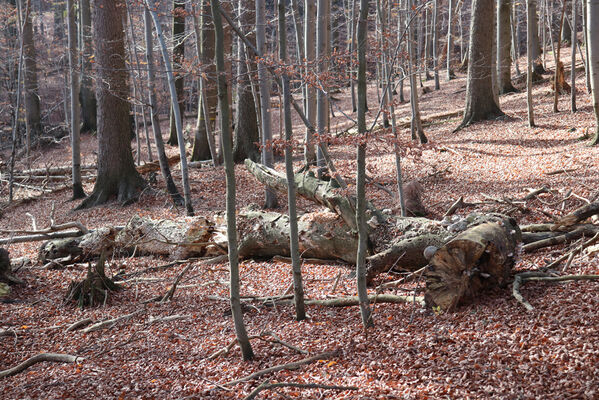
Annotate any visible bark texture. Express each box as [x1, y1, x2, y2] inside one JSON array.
[[167, 0, 186, 146], [77, 0, 145, 209]]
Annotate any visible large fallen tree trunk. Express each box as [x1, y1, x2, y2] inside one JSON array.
[[425, 217, 521, 311]]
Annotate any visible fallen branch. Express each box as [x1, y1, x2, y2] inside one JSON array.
[[552, 201, 599, 230], [0, 221, 88, 236], [522, 226, 598, 252], [82, 311, 142, 333], [0, 230, 84, 246], [544, 232, 599, 270], [225, 350, 339, 386], [245, 381, 358, 400], [0, 353, 82, 379], [65, 318, 94, 332], [275, 294, 424, 307]]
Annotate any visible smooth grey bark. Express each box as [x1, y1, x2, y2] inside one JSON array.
[[356, 0, 373, 329], [497, 0, 516, 93], [316, 0, 327, 176], [21, 0, 41, 156], [408, 0, 427, 143], [553, 0, 567, 113], [511, 1, 521, 76], [233, 0, 260, 163], [9, 0, 25, 203], [446, 0, 454, 80], [67, 0, 84, 199], [527, 0, 536, 127], [588, 0, 599, 144], [433, 0, 440, 90], [80, 0, 96, 132], [146, 1, 194, 216], [278, 0, 306, 321], [167, 0, 186, 146], [349, 0, 358, 111], [143, 8, 183, 206], [304, 0, 317, 163], [256, 0, 278, 208], [77, 0, 145, 209], [529, 0, 544, 73], [211, 0, 255, 361], [571, 0, 577, 112], [456, 0, 504, 130], [583, 0, 591, 92]]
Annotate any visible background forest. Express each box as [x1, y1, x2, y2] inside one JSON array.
[[1, 0, 599, 398]]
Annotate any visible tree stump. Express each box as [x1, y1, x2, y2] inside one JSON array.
[[424, 218, 521, 311], [64, 253, 121, 309]]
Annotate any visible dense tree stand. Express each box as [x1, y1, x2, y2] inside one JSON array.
[[455, 0, 504, 131], [76, 0, 145, 209]]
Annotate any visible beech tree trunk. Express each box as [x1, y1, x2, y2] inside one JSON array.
[[77, 0, 145, 209], [527, 0, 536, 127], [143, 7, 183, 206], [21, 0, 41, 153], [191, 2, 216, 162], [79, 0, 96, 132], [167, 0, 186, 147], [211, 0, 254, 361], [457, 0, 504, 130], [304, 0, 317, 162], [497, 0, 516, 94], [588, 0, 599, 145], [233, 0, 260, 164], [66, 0, 84, 199]]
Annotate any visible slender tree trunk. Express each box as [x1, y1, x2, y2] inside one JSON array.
[[527, 0, 536, 127], [408, 0, 427, 143], [67, 0, 84, 199], [80, 0, 96, 132], [233, 0, 260, 163], [498, 0, 516, 93], [316, 0, 327, 176], [553, 0, 567, 113], [456, 0, 504, 130], [167, 0, 186, 146], [21, 0, 41, 157], [583, 0, 592, 92], [279, 0, 306, 321], [511, 1, 522, 76], [571, 0, 577, 112], [349, 0, 358, 111], [562, 0, 572, 43], [356, 0, 373, 329], [211, 0, 255, 361], [588, 0, 599, 144], [9, 0, 25, 203], [77, 0, 145, 209], [144, 8, 183, 206], [146, 1, 194, 215], [304, 0, 317, 163], [256, 0, 278, 208], [446, 0, 454, 80], [530, 0, 544, 74], [433, 0, 440, 90]]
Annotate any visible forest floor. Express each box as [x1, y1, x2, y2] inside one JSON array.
[[1, 46, 599, 399]]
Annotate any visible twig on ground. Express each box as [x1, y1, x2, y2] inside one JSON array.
[[0, 353, 83, 379], [82, 310, 142, 333], [244, 380, 358, 400]]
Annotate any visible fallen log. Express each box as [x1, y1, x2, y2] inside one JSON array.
[[425, 218, 521, 311], [522, 225, 598, 252], [552, 201, 599, 230], [0, 353, 82, 379], [245, 159, 383, 230]]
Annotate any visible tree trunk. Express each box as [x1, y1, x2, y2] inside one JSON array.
[[256, 0, 278, 208], [211, 0, 254, 361], [356, 0, 373, 328], [279, 0, 306, 320], [146, 1, 194, 215], [588, 0, 599, 145], [233, 0, 260, 164], [529, 0, 545, 74], [167, 0, 186, 147], [79, 0, 96, 132], [21, 0, 41, 154], [456, 0, 504, 130], [433, 0, 440, 90], [408, 0, 427, 143], [143, 8, 183, 206], [316, 0, 328, 176], [425, 218, 521, 311], [191, 2, 216, 162], [77, 0, 145, 209], [446, 0, 454, 80], [497, 0, 516, 94], [571, 0, 577, 112], [527, 0, 536, 127], [67, 0, 85, 199], [304, 0, 317, 162]]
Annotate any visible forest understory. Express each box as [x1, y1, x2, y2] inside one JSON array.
[[1, 44, 599, 399]]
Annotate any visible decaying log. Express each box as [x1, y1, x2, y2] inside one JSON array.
[[245, 159, 383, 230], [229, 207, 359, 264], [425, 218, 521, 311], [552, 201, 599, 231]]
